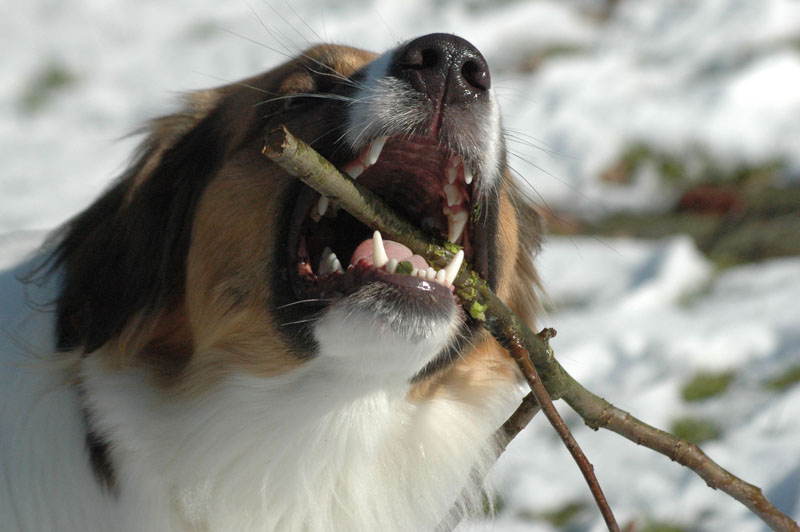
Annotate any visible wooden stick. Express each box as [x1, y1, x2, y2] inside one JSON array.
[[262, 125, 799, 532]]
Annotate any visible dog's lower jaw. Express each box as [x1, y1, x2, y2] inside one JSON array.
[[312, 282, 463, 381], [78, 313, 519, 532]]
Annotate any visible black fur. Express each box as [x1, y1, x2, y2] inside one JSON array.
[[46, 104, 241, 354]]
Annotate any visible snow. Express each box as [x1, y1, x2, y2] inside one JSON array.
[[485, 240, 800, 531], [2, 0, 799, 530]]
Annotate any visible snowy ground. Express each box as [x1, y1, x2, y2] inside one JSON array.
[[485, 237, 800, 531], [2, 0, 799, 530]]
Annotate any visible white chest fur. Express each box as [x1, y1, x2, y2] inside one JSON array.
[[79, 354, 518, 532]]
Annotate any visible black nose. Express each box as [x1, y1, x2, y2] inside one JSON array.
[[390, 33, 491, 105]]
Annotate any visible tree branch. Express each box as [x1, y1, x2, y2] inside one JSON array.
[[262, 126, 799, 532]]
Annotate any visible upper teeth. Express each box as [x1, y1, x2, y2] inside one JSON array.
[[344, 163, 365, 179], [340, 138, 474, 247], [464, 165, 473, 185], [342, 135, 389, 179], [318, 247, 344, 275], [341, 137, 474, 194], [443, 184, 461, 207], [316, 195, 329, 217], [322, 138, 475, 278], [444, 208, 469, 244], [366, 136, 388, 166]]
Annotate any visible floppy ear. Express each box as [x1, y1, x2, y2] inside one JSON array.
[[47, 92, 240, 354]]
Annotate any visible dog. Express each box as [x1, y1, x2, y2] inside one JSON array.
[[0, 33, 542, 531]]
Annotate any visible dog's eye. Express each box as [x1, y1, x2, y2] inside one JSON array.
[[280, 90, 322, 111], [282, 95, 302, 110], [277, 71, 322, 111]]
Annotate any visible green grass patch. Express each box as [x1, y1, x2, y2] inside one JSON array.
[[681, 371, 735, 402], [580, 143, 800, 267], [515, 500, 588, 526], [538, 501, 588, 528], [568, 177, 800, 268], [183, 20, 219, 41], [641, 521, 688, 532], [765, 364, 800, 391], [20, 61, 77, 113], [670, 416, 721, 444], [601, 143, 784, 187]]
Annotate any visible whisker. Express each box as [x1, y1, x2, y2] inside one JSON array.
[[504, 129, 578, 160], [506, 149, 583, 196], [280, 317, 322, 327], [506, 163, 558, 211], [222, 27, 294, 60], [263, 1, 314, 49], [304, 66, 369, 91], [247, 3, 305, 59], [275, 298, 333, 310], [253, 92, 359, 108], [285, 1, 323, 42], [308, 123, 349, 151], [193, 72, 274, 95], [245, 7, 369, 91]]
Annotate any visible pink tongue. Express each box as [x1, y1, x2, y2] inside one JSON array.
[[349, 238, 430, 271]]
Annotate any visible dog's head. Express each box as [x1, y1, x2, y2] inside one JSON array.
[[47, 34, 541, 392]]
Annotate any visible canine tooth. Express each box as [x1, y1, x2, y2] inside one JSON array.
[[435, 269, 446, 285], [446, 210, 469, 244], [464, 165, 474, 185], [366, 136, 388, 166], [372, 230, 389, 269], [385, 258, 398, 274], [444, 250, 464, 286], [444, 184, 461, 207], [316, 195, 329, 217]]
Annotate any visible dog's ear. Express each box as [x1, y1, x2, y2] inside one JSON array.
[[47, 92, 244, 354]]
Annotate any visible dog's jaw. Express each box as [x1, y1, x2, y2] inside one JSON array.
[[313, 282, 461, 380], [294, 34, 507, 381]]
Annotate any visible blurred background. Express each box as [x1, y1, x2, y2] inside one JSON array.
[[1, 0, 799, 530]]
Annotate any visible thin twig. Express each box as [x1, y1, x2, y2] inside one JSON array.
[[262, 125, 800, 532], [505, 329, 619, 532]]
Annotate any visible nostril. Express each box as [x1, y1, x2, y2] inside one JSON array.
[[420, 48, 438, 69], [402, 47, 439, 71], [390, 33, 491, 104], [461, 59, 490, 91]]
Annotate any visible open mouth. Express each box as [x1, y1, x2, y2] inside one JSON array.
[[286, 135, 486, 307]]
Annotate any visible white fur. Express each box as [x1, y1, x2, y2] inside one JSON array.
[[0, 261, 116, 532], [1, 260, 521, 531]]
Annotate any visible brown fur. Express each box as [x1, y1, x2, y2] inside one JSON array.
[[45, 43, 542, 402]]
